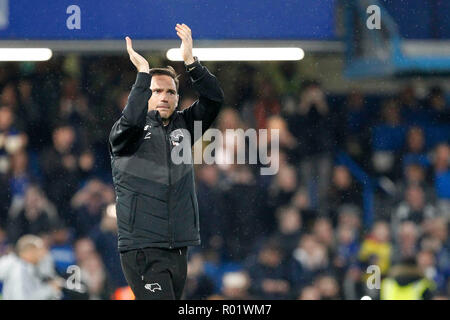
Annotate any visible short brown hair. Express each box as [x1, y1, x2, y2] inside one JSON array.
[[149, 66, 180, 91], [16, 234, 44, 255]]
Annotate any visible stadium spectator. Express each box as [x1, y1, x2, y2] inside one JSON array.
[[184, 251, 216, 299], [391, 221, 420, 265], [0, 227, 9, 256], [71, 182, 108, 238], [422, 217, 450, 287], [73, 237, 113, 299], [40, 124, 81, 221], [380, 258, 435, 300], [89, 203, 127, 290], [337, 205, 362, 233], [8, 149, 36, 211], [327, 166, 362, 220], [253, 79, 281, 130], [0, 84, 19, 113], [0, 173, 11, 227], [220, 270, 253, 300], [399, 85, 431, 126], [392, 184, 437, 231], [0, 106, 28, 175], [7, 185, 57, 244], [312, 217, 335, 252], [17, 79, 48, 151], [219, 165, 266, 260], [214, 107, 248, 173], [0, 234, 62, 300], [57, 77, 99, 147], [358, 221, 392, 276], [333, 224, 360, 275], [372, 99, 406, 177], [287, 81, 334, 208], [426, 86, 449, 124], [48, 222, 76, 276], [267, 165, 298, 214], [246, 239, 291, 299], [78, 251, 112, 300], [402, 126, 429, 170], [290, 187, 318, 229], [432, 144, 450, 214], [315, 274, 341, 300], [297, 285, 321, 300], [288, 234, 331, 293], [337, 91, 371, 166], [416, 249, 446, 293], [266, 116, 298, 164], [195, 165, 226, 252], [103, 89, 129, 133], [399, 163, 434, 201], [271, 206, 303, 257], [74, 237, 97, 265]]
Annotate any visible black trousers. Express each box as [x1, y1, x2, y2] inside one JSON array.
[[120, 246, 188, 300]]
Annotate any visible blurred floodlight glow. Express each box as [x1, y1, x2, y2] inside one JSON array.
[[166, 47, 304, 61], [0, 48, 52, 61]]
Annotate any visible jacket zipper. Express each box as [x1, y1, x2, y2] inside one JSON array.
[[163, 126, 174, 249]]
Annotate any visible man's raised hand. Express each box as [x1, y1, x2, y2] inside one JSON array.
[[175, 24, 195, 65], [125, 36, 150, 73]]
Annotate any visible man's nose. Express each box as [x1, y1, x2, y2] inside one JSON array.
[[161, 93, 169, 102]]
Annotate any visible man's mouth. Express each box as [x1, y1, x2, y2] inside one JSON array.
[[157, 105, 169, 110]]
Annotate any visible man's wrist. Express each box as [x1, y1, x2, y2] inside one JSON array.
[[185, 56, 200, 72], [138, 67, 150, 74], [185, 56, 196, 65]]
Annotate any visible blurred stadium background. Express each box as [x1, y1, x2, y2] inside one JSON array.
[[0, 0, 449, 299]]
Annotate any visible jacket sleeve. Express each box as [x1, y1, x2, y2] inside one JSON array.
[[109, 72, 152, 156], [179, 61, 225, 144]]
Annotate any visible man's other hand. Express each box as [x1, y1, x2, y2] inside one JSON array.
[[125, 36, 150, 73], [175, 24, 195, 65]]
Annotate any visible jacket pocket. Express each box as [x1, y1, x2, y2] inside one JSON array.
[[129, 194, 137, 233], [190, 193, 198, 229]]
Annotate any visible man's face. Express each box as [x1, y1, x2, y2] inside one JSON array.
[[0, 107, 13, 131], [148, 75, 179, 120], [23, 246, 47, 265], [53, 126, 75, 151]]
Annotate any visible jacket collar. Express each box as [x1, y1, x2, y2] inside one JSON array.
[[146, 109, 178, 127]]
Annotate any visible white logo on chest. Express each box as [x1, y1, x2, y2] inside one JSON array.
[[169, 129, 184, 146], [144, 125, 152, 140]]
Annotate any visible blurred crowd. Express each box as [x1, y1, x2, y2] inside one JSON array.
[[0, 56, 449, 299]]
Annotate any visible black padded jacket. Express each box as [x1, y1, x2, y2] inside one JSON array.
[[109, 61, 224, 252]]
